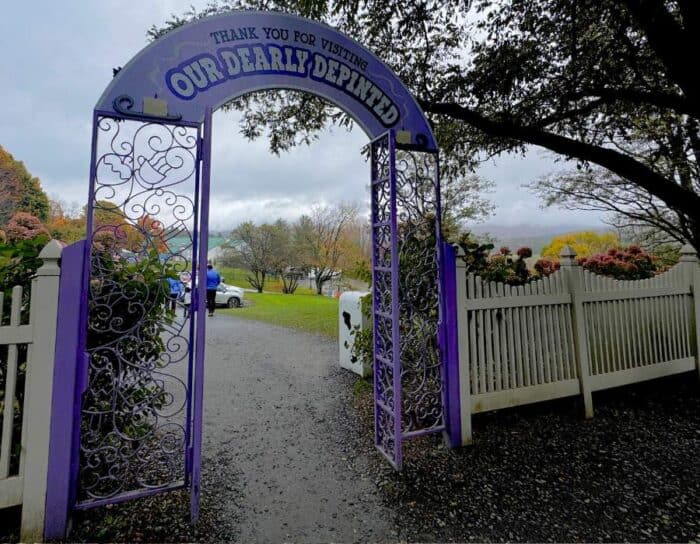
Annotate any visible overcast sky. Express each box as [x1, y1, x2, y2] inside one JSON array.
[[0, 1, 606, 232]]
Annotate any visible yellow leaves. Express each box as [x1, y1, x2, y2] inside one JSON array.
[[541, 231, 619, 259]]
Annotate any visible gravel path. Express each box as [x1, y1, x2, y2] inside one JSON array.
[[202, 315, 395, 542]]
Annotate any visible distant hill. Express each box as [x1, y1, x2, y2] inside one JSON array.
[[470, 223, 614, 255]]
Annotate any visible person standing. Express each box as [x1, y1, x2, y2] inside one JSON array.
[[167, 276, 183, 313], [206, 263, 221, 317]]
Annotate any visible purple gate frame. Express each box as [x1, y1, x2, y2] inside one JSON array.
[[40, 10, 465, 538], [72, 109, 210, 510], [371, 130, 457, 469]]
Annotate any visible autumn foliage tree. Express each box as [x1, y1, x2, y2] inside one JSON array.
[[0, 145, 50, 225], [3, 212, 50, 243], [541, 231, 620, 259], [294, 203, 359, 295], [46, 198, 86, 244]]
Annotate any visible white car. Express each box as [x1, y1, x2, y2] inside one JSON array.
[[215, 283, 245, 308], [182, 282, 245, 309]]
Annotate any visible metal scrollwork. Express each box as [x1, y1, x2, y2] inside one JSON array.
[[395, 149, 443, 434], [79, 116, 199, 501], [371, 135, 399, 465], [371, 133, 443, 469]]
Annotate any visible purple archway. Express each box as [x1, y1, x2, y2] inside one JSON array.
[[44, 10, 456, 538]]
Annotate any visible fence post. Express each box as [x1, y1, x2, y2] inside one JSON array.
[[43, 240, 86, 540], [454, 245, 472, 445], [560, 245, 594, 418], [20, 240, 63, 541], [441, 243, 462, 448], [678, 244, 700, 379]]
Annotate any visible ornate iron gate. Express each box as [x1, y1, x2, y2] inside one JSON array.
[[370, 130, 445, 469], [72, 110, 210, 512]]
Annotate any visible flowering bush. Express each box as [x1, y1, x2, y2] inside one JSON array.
[[578, 245, 657, 280], [534, 258, 560, 277], [4, 212, 49, 243], [534, 245, 658, 280], [456, 233, 533, 285]]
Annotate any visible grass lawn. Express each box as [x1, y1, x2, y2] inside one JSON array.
[[220, 291, 339, 338], [218, 267, 317, 295]]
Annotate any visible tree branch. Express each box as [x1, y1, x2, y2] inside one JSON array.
[[620, 0, 700, 106], [565, 87, 697, 117], [419, 99, 700, 221]]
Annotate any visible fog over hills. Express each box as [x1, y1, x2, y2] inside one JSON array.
[[470, 222, 615, 254]]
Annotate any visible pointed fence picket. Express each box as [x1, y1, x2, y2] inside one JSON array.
[[453, 244, 699, 445]]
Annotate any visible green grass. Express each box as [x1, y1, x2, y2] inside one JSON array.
[[218, 267, 316, 295], [220, 291, 339, 337]]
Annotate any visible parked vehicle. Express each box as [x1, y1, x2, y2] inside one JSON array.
[[215, 283, 244, 308], [181, 282, 245, 309]]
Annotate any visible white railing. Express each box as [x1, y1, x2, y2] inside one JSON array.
[[454, 244, 700, 445], [0, 240, 62, 540]]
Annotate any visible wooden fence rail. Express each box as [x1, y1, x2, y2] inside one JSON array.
[[454, 243, 699, 445]]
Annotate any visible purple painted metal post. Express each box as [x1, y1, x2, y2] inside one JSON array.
[[64, 113, 101, 522], [184, 121, 205, 480], [43, 241, 86, 539], [388, 129, 403, 469], [441, 242, 462, 448], [190, 106, 213, 523]]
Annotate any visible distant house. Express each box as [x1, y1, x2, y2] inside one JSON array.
[[160, 233, 235, 265]]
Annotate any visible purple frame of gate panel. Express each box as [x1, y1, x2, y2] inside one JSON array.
[[68, 110, 205, 511], [68, 110, 100, 510], [388, 130, 402, 469], [370, 130, 402, 469], [184, 120, 205, 481], [432, 153, 462, 448], [190, 106, 213, 522]]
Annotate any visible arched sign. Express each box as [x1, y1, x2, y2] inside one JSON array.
[[97, 11, 436, 150]]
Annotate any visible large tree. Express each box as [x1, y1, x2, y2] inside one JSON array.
[[0, 145, 50, 225], [153, 0, 700, 249], [294, 203, 358, 295], [228, 220, 289, 292]]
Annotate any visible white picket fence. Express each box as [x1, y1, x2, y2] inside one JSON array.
[[454, 244, 700, 445], [0, 240, 62, 540]]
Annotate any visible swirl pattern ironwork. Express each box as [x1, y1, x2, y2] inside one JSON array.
[[79, 116, 199, 501], [395, 149, 443, 434], [371, 134, 443, 468], [371, 135, 398, 463]]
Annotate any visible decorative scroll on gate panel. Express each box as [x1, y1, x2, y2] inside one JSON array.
[[370, 131, 444, 470], [370, 133, 400, 467], [394, 147, 444, 438], [77, 115, 202, 505]]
